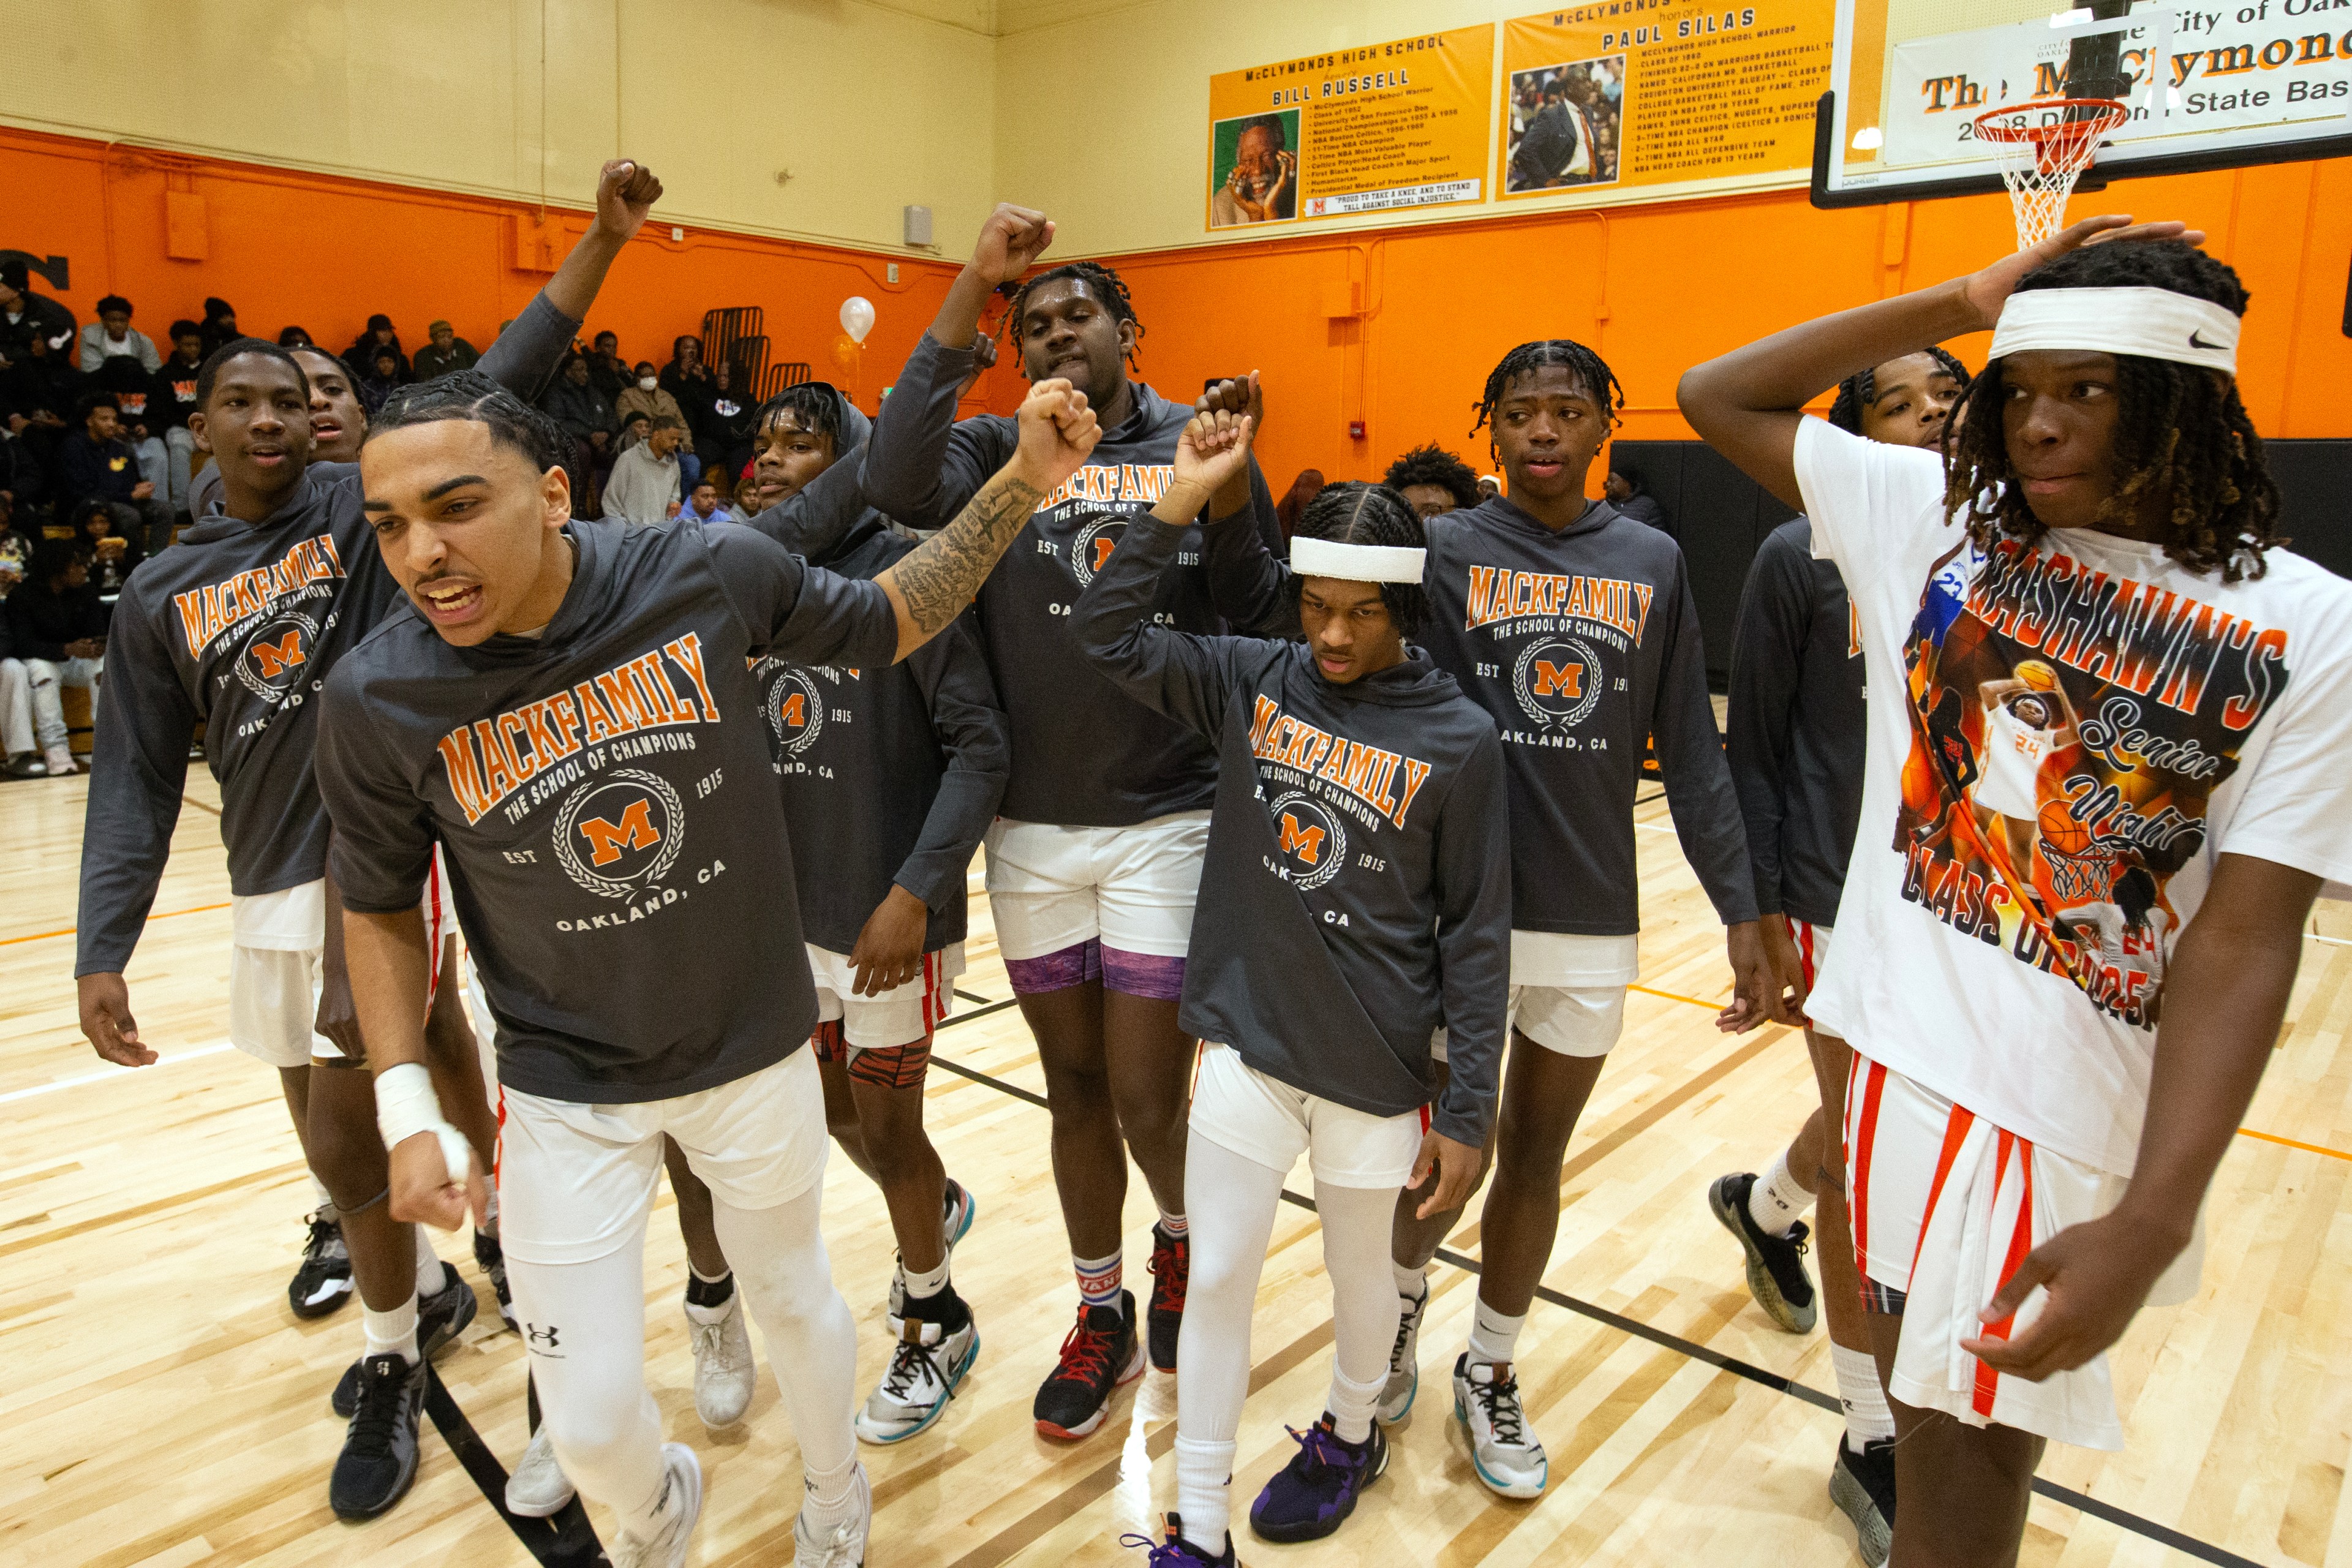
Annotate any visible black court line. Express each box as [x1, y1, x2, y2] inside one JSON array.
[[423, 1365, 606, 1566], [923, 1031, 2263, 1567]]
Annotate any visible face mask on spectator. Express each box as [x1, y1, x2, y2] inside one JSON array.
[[638, 375, 657, 390]]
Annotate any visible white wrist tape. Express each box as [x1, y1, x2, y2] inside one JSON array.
[[375, 1061, 474, 1188]]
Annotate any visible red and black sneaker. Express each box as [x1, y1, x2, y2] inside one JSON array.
[[1146, 1223, 1189, 1373], [1033, 1290, 1145, 1439]]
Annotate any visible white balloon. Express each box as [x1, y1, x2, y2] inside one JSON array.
[[839, 296, 876, 345]]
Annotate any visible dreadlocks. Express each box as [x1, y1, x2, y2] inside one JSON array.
[[1382, 444, 1483, 511], [1291, 481, 1430, 636], [367, 369, 570, 473], [1943, 240, 2280, 583], [1827, 346, 1971, 434], [1471, 339, 1624, 441], [752, 382, 843, 448], [1005, 262, 1145, 372]]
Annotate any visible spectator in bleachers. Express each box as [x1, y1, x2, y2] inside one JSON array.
[[585, 329, 629, 399], [660, 334, 713, 404], [7, 538, 105, 777], [0, 599, 39, 776], [348, 313, 409, 381], [616, 359, 698, 492], [679, 477, 732, 524], [541, 352, 618, 516], [353, 344, 405, 415], [77, 296, 161, 374], [276, 325, 314, 348], [696, 358, 758, 492], [86, 352, 168, 505], [1383, 443, 1484, 521], [602, 413, 687, 524], [0, 258, 77, 362], [2, 324, 80, 429], [72, 497, 144, 598], [151, 322, 205, 516], [61, 393, 172, 552], [1604, 466, 1670, 532], [197, 298, 241, 360], [0, 419, 53, 522], [410, 318, 478, 380]]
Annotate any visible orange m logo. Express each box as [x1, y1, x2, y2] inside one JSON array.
[[1533, 659, 1582, 699], [778, 691, 807, 728], [1092, 535, 1119, 573], [1278, 812, 1324, 865], [251, 631, 306, 679], [579, 799, 661, 867]]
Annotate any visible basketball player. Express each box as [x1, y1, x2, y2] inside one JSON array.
[[1381, 443, 1483, 521], [1079, 431, 1510, 1565], [320, 372, 1099, 1568], [1703, 347, 1966, 1564], [1973, 662, 2079, 875], [858, 215, 1291, 1438], [1680, 219, 2352, 1567], [189, 344, 371, 516], [74, 160, 658, 1522], [1203, 340, 1786, 1496]]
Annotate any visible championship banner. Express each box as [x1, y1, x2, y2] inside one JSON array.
[[1500, 2, 1834, 201], [1206, 25, 1494, 232]]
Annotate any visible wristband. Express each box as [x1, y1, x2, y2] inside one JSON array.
[[375, 1061, 475, 1191]]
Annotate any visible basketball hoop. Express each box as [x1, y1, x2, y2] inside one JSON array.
[[1972, 98, 2129, 250]]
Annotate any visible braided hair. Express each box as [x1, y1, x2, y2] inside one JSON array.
[[1291, 481, 1430, 637], [1471, 339, 1624, 441], [1828, 346, 1971, 434], [1005, 262, 1145, 372], [1382, 444, 1483, 511], [367, 369, 570, 473], [1943, 241, 2279, 582], [752, 382, 842, 450]]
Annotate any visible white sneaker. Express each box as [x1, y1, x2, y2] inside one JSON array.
[[793, 1461, 872, 1567], [42, 745, 75, 777], [854, 1308, 979, 1444], [1379, 1281, 1428, 1424], [503, 1425, 576, 1518], [889, 1178, 977, 1317], [1452, 1353, 1548, 1498], [612, 1443, 701, 1568], [690, 1292, 755, 1428]]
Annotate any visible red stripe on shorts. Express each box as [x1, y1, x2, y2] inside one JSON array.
[[1849, 1058, 1889, 1270], [1970, 1131, 2040, 1417], [1907, 1099, 1978, 1290], [1793, 919, 1818, 992]]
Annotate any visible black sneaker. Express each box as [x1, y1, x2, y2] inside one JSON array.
[[1248, 1413, 1389, 1543], [1146, 1223, 1188, 1373], [1830, 1436, 1898, 1567], [473, 1229, 516, 1330], [331, 1255, 480, 1416], [1032, 1290, 1144, 1440], [1120, 1512, 1239, 1566], [1706, 1172, 1819, 1333], [329, 1352, 426, 1520], [289, 1211, 353, 1320]]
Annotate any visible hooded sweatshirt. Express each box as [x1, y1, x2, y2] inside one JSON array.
[[856, 331, 1289, 826], [1077, 513, 1512, 1145], [317, 518, 903, 1102]]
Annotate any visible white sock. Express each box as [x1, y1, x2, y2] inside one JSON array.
[[1156, 1208, 1188, 1238], [414, 1225, 448, 1295], [1747, 1149, 1814, 1237], [1467, 1297, 1525, 1367], [902, 1254, 951, 1302], [309, 1173, 334, 1213], [801, 1453, 860, 1530], [364, 1292, 420, 1363], [1392, 1260, 1428, 1300], [1832, 1344, 1895, 1449], [1327, 1362, 1385, 1445], [1174, 1435, 1235, 1555]]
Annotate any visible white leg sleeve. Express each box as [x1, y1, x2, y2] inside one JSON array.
[[1313, 1179, 1404, 1441], [23, 659, 64, 751], [503, 1221, 671, 1542], [1174, 1130, 1287, 1551], [0, 660, 32, 756], [711, 1183, 858, 1481]]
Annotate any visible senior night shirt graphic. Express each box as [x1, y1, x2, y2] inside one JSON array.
[[1896, 537, 2291, 1029]]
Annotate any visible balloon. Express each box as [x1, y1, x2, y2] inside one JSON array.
[[839, 296, 876, 345]]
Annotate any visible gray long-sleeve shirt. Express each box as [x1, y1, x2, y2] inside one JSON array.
[[1077, 514, 1512, 1144], [1726, 516, 1866, 928]]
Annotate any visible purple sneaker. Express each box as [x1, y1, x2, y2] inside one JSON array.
[[1119, 1512, 1239, 1565], [1246, 1413, 1389, 1543]]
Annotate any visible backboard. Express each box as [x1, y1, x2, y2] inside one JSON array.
[[1812, 0, 2352, 207]]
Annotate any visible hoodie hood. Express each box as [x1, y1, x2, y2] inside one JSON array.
[[1313, 647, 1462, 707]]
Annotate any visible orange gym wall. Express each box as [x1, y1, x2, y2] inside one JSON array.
[[0, 126, 971, 420]]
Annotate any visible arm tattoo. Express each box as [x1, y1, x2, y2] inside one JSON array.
[[887, 473, 1046, 638]]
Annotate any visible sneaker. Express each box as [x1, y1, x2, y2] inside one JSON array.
[[1248, 1414, 1389, 1543], [42, 745, 75, 777], [855, 1294, 979, 1444], [1379, 1279, 1427, 1424], [691, 1289, 756, 1428], [1119, 1513, 1240, 1565], [475, 1229, 516, 1330], [1829, 1436, 1898, 1567], [504, 1425, 576, 1518], [1146, 1223, 1189, 1373], [792, 1460, 872, 1567], [4, 751, 45, 778], [1033, 1291, 1145, 1440], [289, 1211, 353, 1319], [330, 1258, 478, 1417], [612, 1443, 701, 1568], [888, 1178, 977, 1317], [1452, 1354, 1548, 1499], [1706, 1172, 1820, 1334], [328, 1353, 426, 1520]]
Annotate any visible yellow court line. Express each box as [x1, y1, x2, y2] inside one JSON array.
[[1627, 977, 2352, 1164], [0, 901, 232, 948]]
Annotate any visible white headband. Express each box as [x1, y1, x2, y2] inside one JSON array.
[[1291, 536, 1427, 584], [1988, 287, 2239, 375]]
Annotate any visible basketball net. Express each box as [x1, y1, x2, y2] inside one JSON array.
[[1972, 99, 2129, 250]]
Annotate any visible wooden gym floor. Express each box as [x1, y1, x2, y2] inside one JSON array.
[[2, 772, 2349, 1567]]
